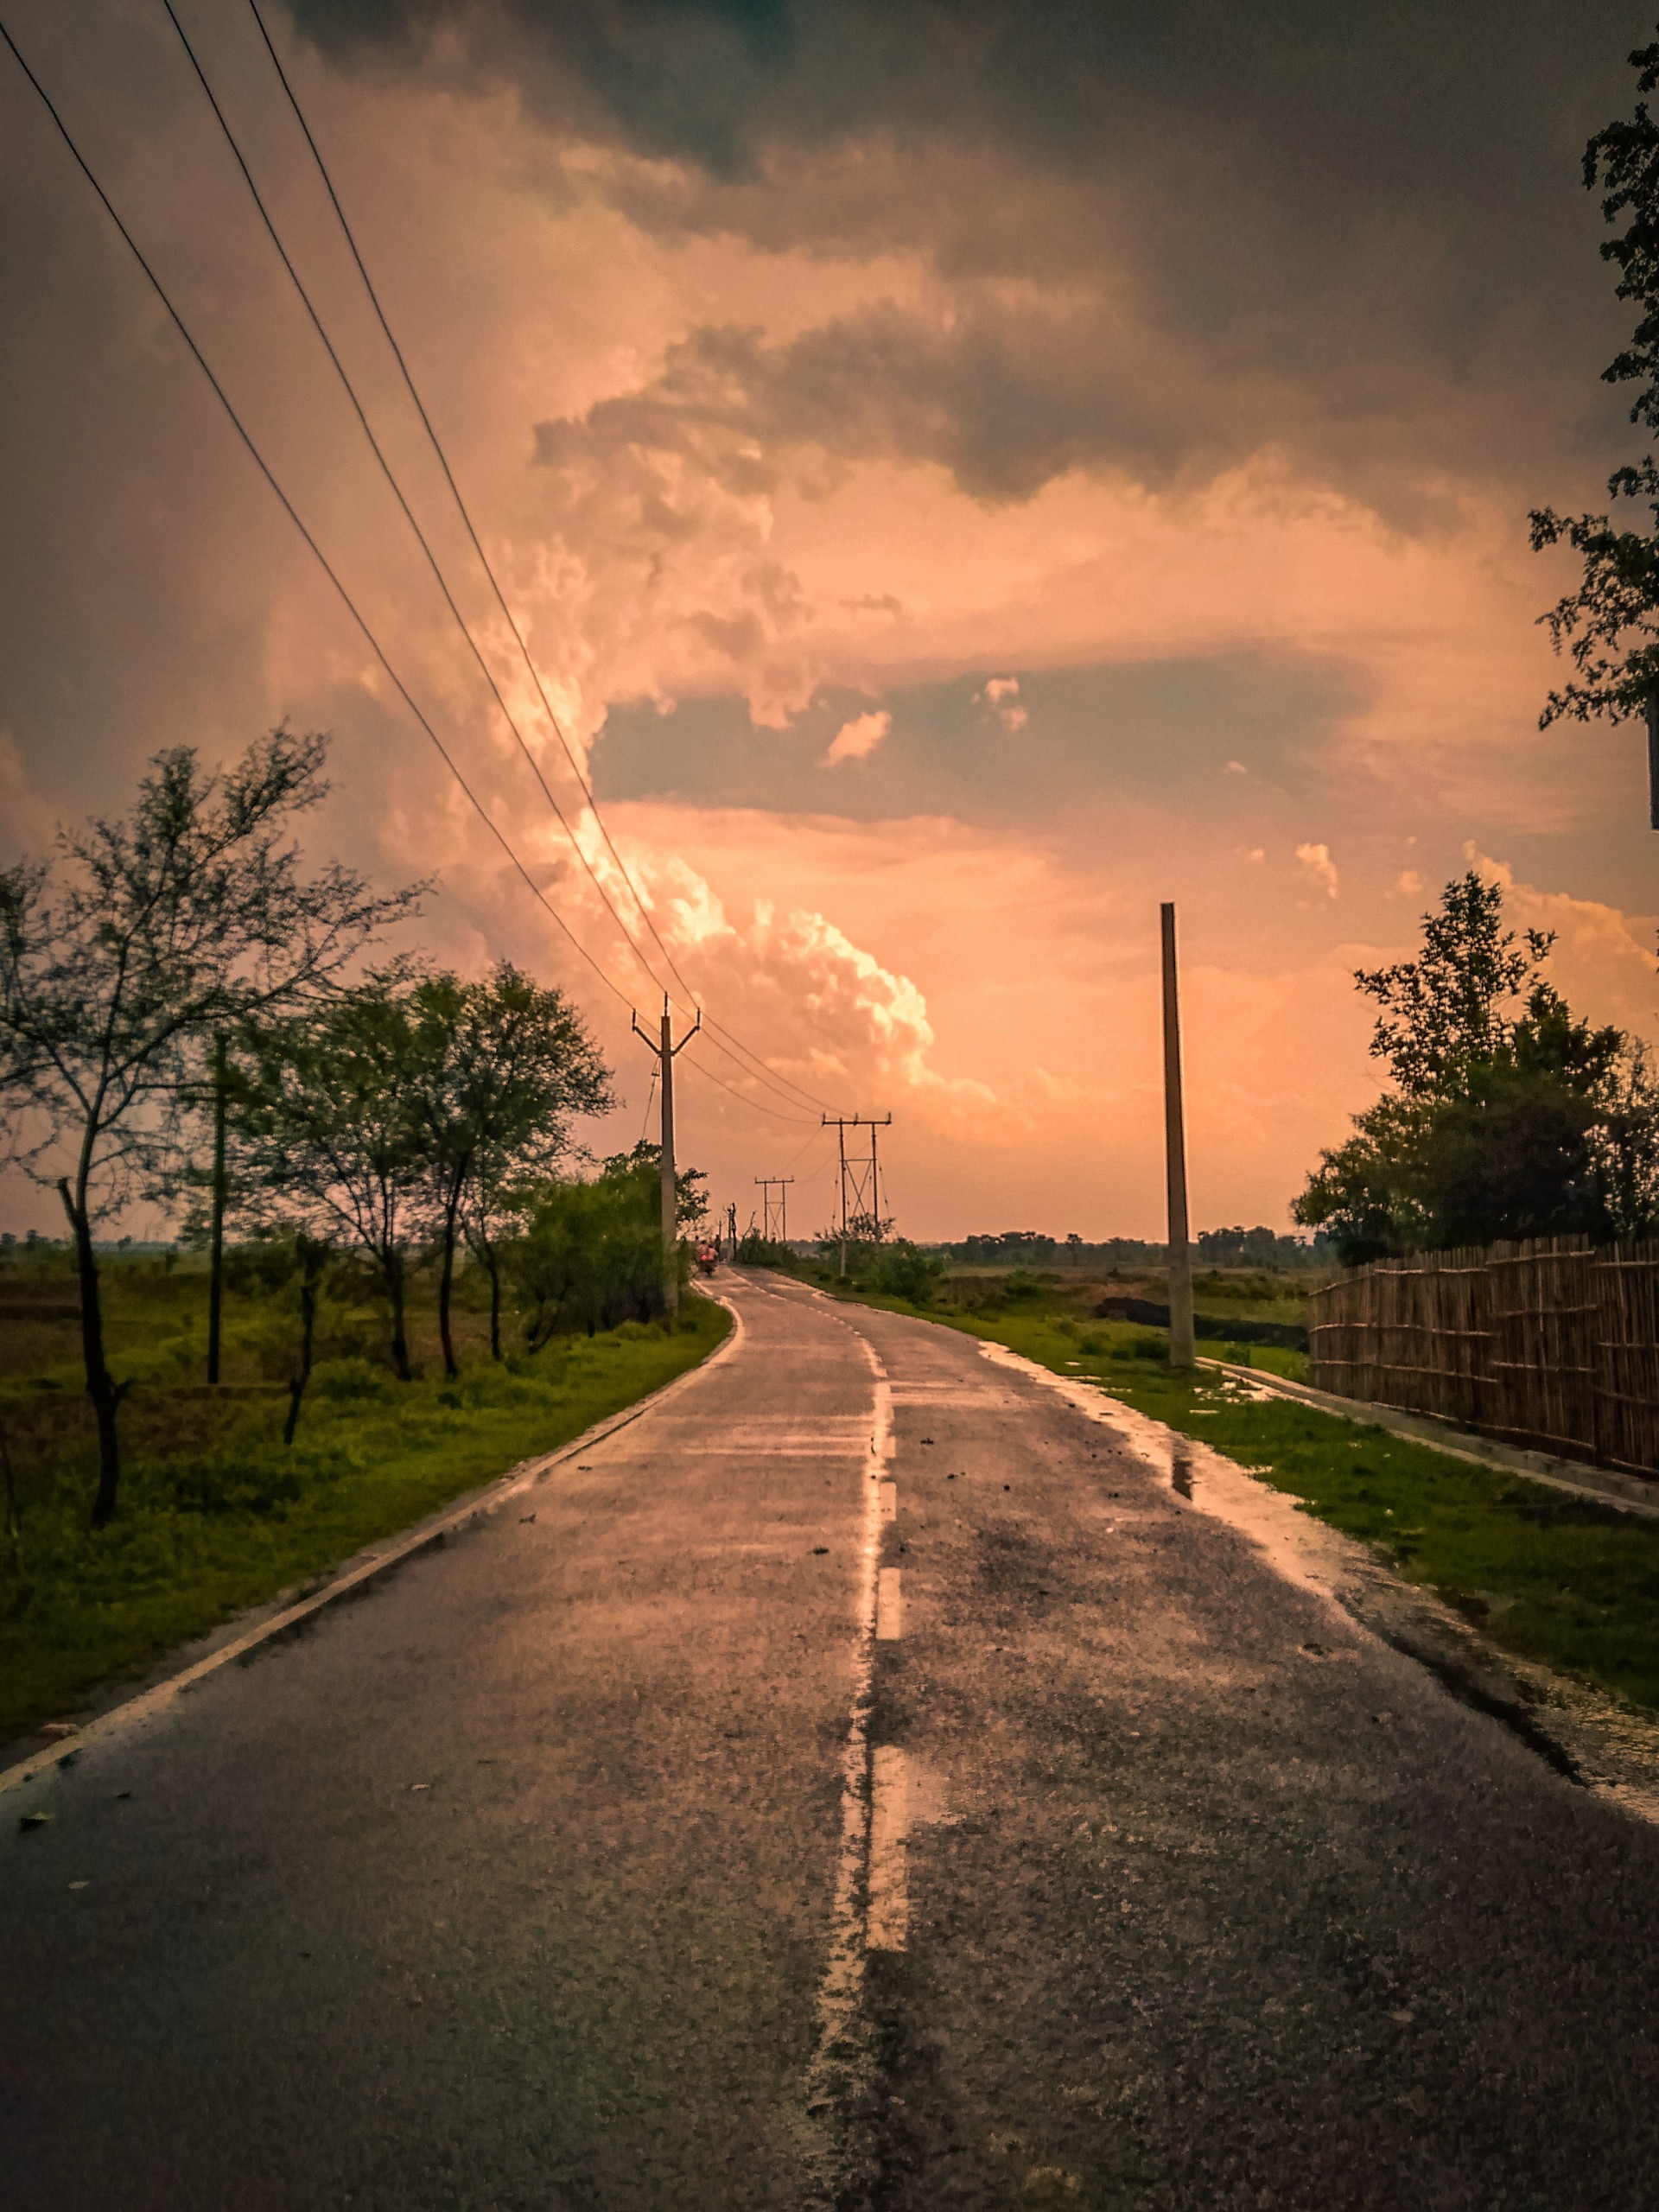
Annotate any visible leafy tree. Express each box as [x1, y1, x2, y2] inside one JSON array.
[[216, 1223, 342, 1445], [1353, 873, 1553, 1097], [1296, 875, 1659, 1261], [1530, 30, 1659, 779], [0, 734, 417, 1522], [410, 964, 612, 1375], [235, 978, 431, 1380], [602, 1141, 709, 1230], [507, 1154, 679, 1342]]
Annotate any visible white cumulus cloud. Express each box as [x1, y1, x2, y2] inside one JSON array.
[[1295, 842, 1339, 899], [980, 675, 1028, 734], [824, 708, 892, 765]]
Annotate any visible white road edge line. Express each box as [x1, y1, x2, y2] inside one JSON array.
[[0, 1291, 747, 1801]]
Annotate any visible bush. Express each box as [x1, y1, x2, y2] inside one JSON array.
[[736, 1233, 796, 1269], [874, 1240, 946, 1304], [310, 1356, 395, 1402], [507, 1157, 674, 1341]]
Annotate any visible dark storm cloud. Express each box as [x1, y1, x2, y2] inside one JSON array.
[[291, 0, 1655, 513]]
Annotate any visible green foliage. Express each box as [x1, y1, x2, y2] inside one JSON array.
[[1354, 872, 1554, 1098], [1531, 35, 1659, 728], [0, 1247, 728, 1743], [405, 963, 613, 1375], [1296, 873, 1659, 1262], [735, 1232, 797, 1269], [872, 1239, 946, 1304], [604, 1141, 709, 1230], [507, 1154, 678, 1342], [0, 732, 420, 1522]]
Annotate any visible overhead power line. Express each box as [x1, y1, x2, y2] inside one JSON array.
[[160, 0, 683, 1017], [7, 7, 847, 1130], [0, 10, 635, 1010], [241, 0, 839, 1122], [678, 1050, 817, 1123]]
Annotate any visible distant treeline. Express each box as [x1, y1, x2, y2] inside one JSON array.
[[942, 1226, 1334, 1269]]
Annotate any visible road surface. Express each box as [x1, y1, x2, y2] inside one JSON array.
[[4, 1270, 1659, 2209]]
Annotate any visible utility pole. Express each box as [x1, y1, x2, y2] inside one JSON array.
[[820, 1113, 892, 1275], [1160, 903, 1196, 1370], [754, 1175, 794, 1245], [207, 1031, 227, 1386], [632, 997, 702, 1311]]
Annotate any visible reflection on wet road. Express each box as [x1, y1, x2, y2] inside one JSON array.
[[4, 1271, 1659, 2211]]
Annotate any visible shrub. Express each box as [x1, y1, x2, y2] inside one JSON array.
[[310, 1356, 393, 1402], [874, 1240, 946, 1305], [506, 1157, 673, 1341]]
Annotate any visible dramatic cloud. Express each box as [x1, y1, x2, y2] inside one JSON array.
[[2, 0, 1656, 1238]]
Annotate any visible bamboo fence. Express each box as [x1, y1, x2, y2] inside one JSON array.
[[1305, 1237, 1659, 1479]]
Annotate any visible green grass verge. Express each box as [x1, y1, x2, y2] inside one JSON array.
[[0, 1294, 728, 1745], [832, 1283, 1659, 1714]]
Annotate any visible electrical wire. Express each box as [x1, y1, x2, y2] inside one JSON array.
[[677, 1050, 818, 1123], [10, 6, 851, 1139], [0, 11, 635, 1013], [242, 0, 841, 1119], [160, 0, 683, 1017]]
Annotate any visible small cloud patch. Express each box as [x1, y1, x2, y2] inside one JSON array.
[[979, 676, 1028, 734], [1295, 842, 1339, 899], [824, 709, 891, 766]]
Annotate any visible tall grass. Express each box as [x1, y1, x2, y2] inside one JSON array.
[[0, 1249, 728, 1744]]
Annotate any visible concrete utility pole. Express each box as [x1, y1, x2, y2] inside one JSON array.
[[1160, 903, 1196, 1370], [754, 1176, 793, 1245], [632, 998, 702, 1312], [821, 1114, 892, 1276]]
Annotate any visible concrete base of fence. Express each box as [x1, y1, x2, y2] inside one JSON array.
[[1201, 1357, 1659, 1523]]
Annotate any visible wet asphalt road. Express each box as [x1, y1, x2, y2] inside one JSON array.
[[4, 1269, 1659, 2209]]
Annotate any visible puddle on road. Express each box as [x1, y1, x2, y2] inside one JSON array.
[[974, 1339, 1354, 1614], [973, 1338, 1659, 1828]]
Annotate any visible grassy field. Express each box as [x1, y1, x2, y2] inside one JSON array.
[[817, 1262, 1659, 1714], [0, 1247, 728, 1746]]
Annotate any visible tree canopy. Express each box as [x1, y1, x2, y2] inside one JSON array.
[[0, 732, 419, 1519], [1295, 874, 1659, 1263], [1531, 29, 1659, 740]]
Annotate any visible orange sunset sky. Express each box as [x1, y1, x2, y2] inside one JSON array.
[[3, 0, 1657, 1241]]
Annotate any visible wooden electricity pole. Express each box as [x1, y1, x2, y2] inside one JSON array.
[[632, 999, 701, 1311], [1160, 903, 1196, 1370]]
